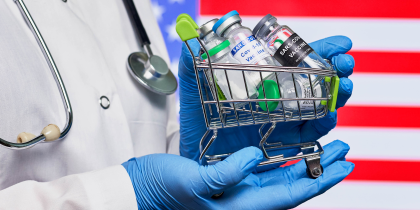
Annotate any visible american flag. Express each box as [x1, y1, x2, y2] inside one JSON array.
[[152, 0, 420, 208]]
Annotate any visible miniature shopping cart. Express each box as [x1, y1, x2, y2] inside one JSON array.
[[176, 15, 340, 179]]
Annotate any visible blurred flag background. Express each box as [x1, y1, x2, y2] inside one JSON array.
[[152, 0, 420, 209]]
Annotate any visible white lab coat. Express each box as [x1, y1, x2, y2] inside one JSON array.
[[0, 0, 179, 209]]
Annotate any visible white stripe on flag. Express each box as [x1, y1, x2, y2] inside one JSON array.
[[198, 16, 420, 52], [348, 73, 420, 106], [296, 181, 420, 210], [319, 127, 420, 161]]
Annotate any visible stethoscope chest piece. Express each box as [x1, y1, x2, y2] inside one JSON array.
[[127, 52, 177, 95], [124, 0, 177, 95]]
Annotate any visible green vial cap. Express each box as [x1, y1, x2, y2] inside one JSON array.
[[258, 80, 280, 112], [201, 40, 231, 60]]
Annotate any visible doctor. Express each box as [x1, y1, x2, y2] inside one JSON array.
[[0, 0, 355, 209]]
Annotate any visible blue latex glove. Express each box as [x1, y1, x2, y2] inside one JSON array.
[[179, 36, 355, 165], [123, 140, 354, 209]]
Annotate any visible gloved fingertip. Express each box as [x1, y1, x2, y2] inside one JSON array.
[[309, 36, 353, 59], [336, 78, 353, 108], [316, 161, 354, 189], [224, 147, 263, 175], [333, 54, 354, 77], [344, 55, 355, 68], [239, 146, 264, 163], [323, 140, 350, 158], [331, 35, 353, 50], [279, 160, 354, 205], [329, 140, 351, 151], [251, 146, 264, 161], [200, 147, 263, 193], [317, 140, 350, 168], [336, 161, 355, 175], [338, 78, 353, 96], [324, 36, 353, 54]]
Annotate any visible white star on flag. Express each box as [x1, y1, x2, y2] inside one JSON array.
[[165, 21, 180, 42], [170, 59, 179, 77], [151, 1, 165, 22]]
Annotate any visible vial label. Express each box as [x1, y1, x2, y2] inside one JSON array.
[[273, 33, 314, 67], [300, 88, 316, 111], [230, 35, 270, 65], [267, 28, 293, 48]]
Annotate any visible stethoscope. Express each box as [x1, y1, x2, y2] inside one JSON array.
[[0, 0, 176, 150], [124, 0, 177, 95]]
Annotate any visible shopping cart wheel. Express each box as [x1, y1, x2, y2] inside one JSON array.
[[211, 192, 224, 199], [305, 155, 323, 179], [306, 165, 323, 179]]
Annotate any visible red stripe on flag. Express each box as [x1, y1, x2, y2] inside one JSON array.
[[349, 51, 420, 74], [337, 105, 420, 128], [200, 0, 420, 19], [281, 159, 300, 167], [346, 159, 420, 182], [283, 159, 420, 182]]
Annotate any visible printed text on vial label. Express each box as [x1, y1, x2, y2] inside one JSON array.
[[231, 36, 270, 65]]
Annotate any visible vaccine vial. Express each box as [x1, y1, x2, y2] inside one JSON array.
[[253, 14, 331, 117], [212, 10, 281, 88], [212, 11, 303, 117], [198, 19, 225, 50], [201, 40, 258, 108]]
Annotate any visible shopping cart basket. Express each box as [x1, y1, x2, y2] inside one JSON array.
[[176, 15, 340, 179]]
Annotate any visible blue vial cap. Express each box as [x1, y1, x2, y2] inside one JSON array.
[[212, 10, 239, 33]]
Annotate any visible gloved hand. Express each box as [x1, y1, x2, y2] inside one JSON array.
[[123, 140, 354, 209], [179, 36, 355, 165]]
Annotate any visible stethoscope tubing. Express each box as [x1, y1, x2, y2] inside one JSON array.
[[0, 0, 74, 150], [123, 0, 151, 46]]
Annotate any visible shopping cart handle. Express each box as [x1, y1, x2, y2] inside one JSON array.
[[328, 76, 340, 112], [176, 13, 198, 29], [176, 19, 199, 42]]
